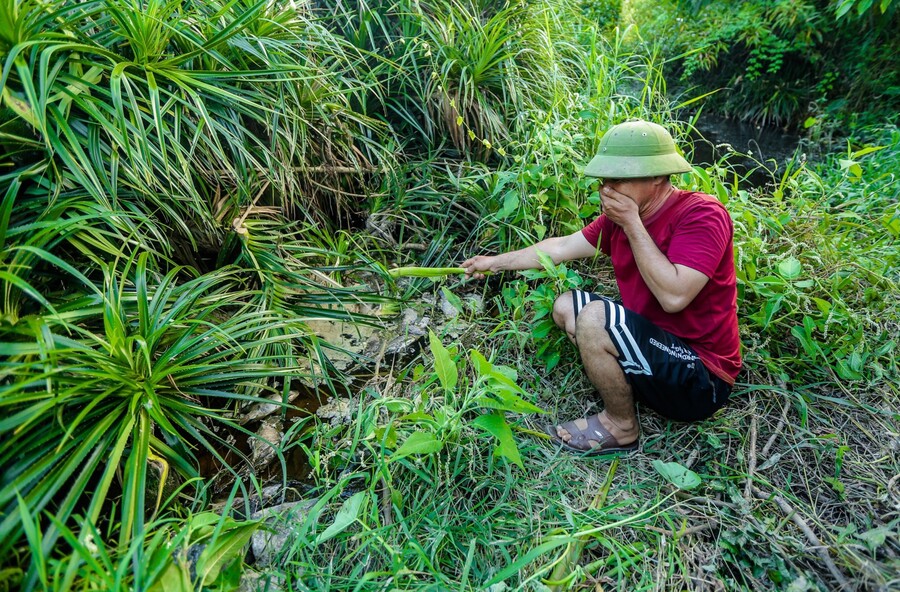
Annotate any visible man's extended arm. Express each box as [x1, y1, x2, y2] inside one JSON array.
[[601, 185, 709, 313], [461, 231, 597, 277]]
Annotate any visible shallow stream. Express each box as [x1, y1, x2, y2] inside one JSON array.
[[686, 112, 804, 188]]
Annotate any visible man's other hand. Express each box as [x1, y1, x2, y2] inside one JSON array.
[[600, 184, 640, 228]]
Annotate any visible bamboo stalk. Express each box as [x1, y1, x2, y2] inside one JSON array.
[[546, 459, 619, 590], [386, 266, 467, 278]]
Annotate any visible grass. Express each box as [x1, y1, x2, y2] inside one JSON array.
[[244, 330, 898, 590], [259, 285, 897, 591], [1, 0, 898, 589], [254, 130, 899, 590]]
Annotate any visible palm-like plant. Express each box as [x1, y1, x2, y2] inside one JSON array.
[[418, 0, 525, 154], [1, 0, 394, 261], [0, 252, 315, 583]]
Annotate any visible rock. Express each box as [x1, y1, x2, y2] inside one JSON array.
[[381, 333, 424, 358], [300, 300, 439, 369], [302, 318, 383, 371], [240, 390, 304, 424], [440, 290, 460, 318], [465, 293, 484, 314], [357, 307, 430, 362], [400, 307, 419, 325], [240, 394, 282, 424], [249, 500, 318, 568], [249, 419, 282, 471], [208, 484, 303, 518], [316, 398, 353, 426]]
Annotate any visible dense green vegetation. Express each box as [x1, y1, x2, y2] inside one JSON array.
[[1, 0, 897, 590], [627, 0, 900, 131]]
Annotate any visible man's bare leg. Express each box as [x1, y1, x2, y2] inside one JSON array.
[[552, 293, 577, 345], [552, 300, 639, 446]]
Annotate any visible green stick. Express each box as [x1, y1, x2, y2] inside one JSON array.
[[386, 266, 467, 278]]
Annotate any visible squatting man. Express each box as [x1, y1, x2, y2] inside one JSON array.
[[461, 120, 742, 455]]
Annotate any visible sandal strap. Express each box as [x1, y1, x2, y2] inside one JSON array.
[[558, 414, 622, 451]]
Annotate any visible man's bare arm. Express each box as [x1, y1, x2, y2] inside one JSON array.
[[461, 231, 597, 277], [624, 227, 710, 313], [601, 185, 708, 312]]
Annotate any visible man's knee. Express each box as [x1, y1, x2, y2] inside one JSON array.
[[575, 301, 612, 350], [552, 292, 574, 329]]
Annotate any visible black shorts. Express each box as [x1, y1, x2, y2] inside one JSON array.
[[572, 290, 731, 422]]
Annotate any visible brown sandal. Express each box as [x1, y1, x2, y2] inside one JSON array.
[[544, 414, 639, 456]]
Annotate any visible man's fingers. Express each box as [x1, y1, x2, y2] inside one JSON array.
[[603, 185, 634, 204]]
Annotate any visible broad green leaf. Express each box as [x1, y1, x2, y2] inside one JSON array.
[[883, 212, 900, 237], [531, 319, 554, 339], [429, 330, 457, 393], [481, 362, 521, 389], [858, 527, 892, 551], [396, 412, 436, 424], [148, 562, 192, 592], [472, 413, 523, 468], [535, 249, 555, 272], [839, 158, 863, 179], [489, 363, 519, 383], [470, 349, 493, 377], [812, 297, 832, 315], [384, 400, 413, 413], [777, 257, 803, 279], [543, 350, 561, 372], [758, 295, 784, 329], [876, 340, 896, 356], [375, 424, 398, 448], [441, 287, 463, 314], [652, 460, 701, 490], [834, 357, 863, 380], [851, 145, 885, 159], [473, 393, 544, 415], [187, 513, 221, 537], [315, 491, 368, 545], [497, 189, 519, 219], [196, 522, 258, 585], [390, 431, 443, 462], [838, 158, 856, 171], [791, 325, 818, 358]]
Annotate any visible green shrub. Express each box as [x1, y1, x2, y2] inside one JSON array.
[[628, 0, 900, 129]]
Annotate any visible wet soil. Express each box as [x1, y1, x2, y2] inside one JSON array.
[[685, 111, 803, 188], [195, 381, 336, 501]]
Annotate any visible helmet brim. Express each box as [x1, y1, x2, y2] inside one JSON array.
[[584, 152, 692, 178]]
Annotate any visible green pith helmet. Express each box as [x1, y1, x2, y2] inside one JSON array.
[[584, 120, 692, 179]]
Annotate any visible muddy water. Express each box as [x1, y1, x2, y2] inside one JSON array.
[[196, 380, 339, 502], [686, 112, 803, 188]]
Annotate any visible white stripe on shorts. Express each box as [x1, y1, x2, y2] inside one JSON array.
[[604, 300, 653, 376], [572, 289, 595, 316]]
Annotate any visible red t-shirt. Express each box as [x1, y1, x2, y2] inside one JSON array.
[[581, 189, 742, 384]]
